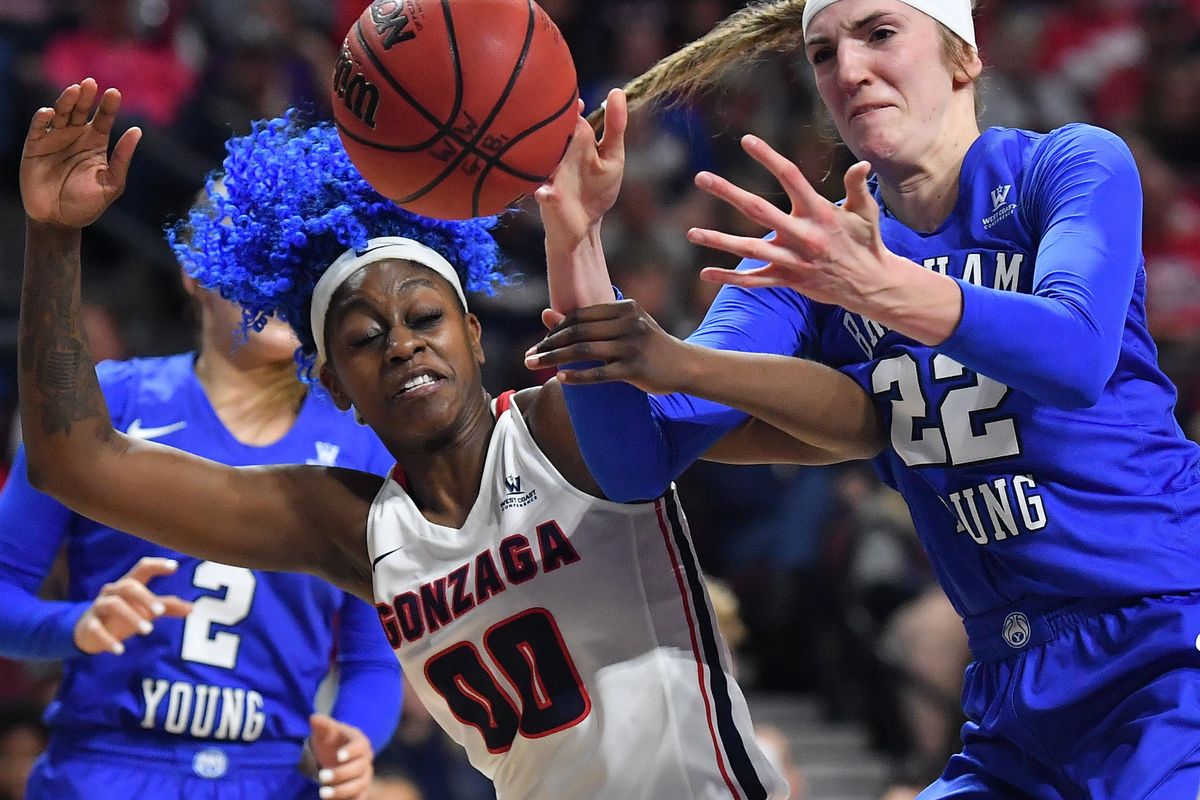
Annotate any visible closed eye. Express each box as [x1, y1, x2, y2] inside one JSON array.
[[350, 330, 383, 348], [410, 310, 443, 329]]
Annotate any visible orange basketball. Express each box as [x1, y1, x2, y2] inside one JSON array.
[[332, 0, 579, 219]]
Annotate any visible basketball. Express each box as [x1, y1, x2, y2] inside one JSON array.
[[332, 0, 579, 219]]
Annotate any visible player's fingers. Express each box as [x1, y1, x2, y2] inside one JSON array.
[[69, 78, 98, 126], [841, 161, 877, 224], [693, 170, 791, 232], [89, 87, 123, 137], [554, 363, 625, 385], [318, 757, 372, 800], [105, 126, 142, 193], [156, 595, 193, 618], [111, 577, 171, 619], [526, 331, 626, 367], [698, 266, 791, 289], [528, 315, 633, 356], [598, 88, 627, 165], [26, 108, 55, 141], [686, 227, 806, 266], [541, 308, 566, 331], [739, 134, 827, 220], [94, 594, 156, 637], [123, 556, 180, 586], [525, 340, 622, 369], [50, 82, 81, 127], [529, 306, 625, 350], [80, 614, 127, 655], [308, 713, 346, 763]]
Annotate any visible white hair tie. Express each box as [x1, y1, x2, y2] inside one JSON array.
[[802, 0, 976, 52], [310, 236, 467, 364]]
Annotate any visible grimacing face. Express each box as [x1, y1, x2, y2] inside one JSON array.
[[319, 259, 486, 450], [804, 0, 981, 170]]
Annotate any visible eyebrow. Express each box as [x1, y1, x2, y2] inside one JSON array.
[[805, 11, 891, 47]]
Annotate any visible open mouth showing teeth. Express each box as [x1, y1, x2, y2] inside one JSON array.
[[400, 374, 437, 393]]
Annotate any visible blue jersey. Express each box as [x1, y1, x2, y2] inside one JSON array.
[[563, 124, 1200, 618], [0, 353, 401, 758]]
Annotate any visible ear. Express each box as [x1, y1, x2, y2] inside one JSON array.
[[318, 362, 352, 411], [179, 270, 204, 301], [955, 48, 984, 86], [466, 313, 485, 366]]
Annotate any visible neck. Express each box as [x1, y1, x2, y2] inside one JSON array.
[[875, 117, 980, 233], [392, 391, 496, 528], [193, 346, 304, 447]]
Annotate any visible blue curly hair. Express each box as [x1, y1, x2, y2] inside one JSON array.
[[167, 111, 505, 374]]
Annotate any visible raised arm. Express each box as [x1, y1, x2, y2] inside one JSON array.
[[18, 81, 377, 596], [526, 90, 876, 502], [691, 128, 1143, 409]]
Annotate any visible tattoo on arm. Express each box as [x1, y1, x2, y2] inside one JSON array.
[[20, 226, 103, 437]]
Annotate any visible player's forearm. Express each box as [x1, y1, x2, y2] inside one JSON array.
[[672, 343, 882, 460], [19, 220, 117, 493], [0, 584, 87, 659], [545, 225, 616, 314]]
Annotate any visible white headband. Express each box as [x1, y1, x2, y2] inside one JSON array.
[[802, 0, 976, 51], [310, 236, 468, 364]]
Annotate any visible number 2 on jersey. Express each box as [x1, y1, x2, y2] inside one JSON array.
[[872, 353, 1020, 467], [425, 608, 591, 753], [180, 562, 257, 669]]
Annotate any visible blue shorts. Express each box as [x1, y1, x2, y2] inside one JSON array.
[[920, 592, 1200, 800], [27, 731, 319, 800]]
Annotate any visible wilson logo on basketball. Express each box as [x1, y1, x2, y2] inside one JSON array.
[[371, 0, 417, 49], [334, 42, 380, 129]]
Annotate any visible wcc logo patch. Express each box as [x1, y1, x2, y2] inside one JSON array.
[[984, 184, 1017, 230], [1002, 612, 1031, 649], [500, 474, 538, 511]]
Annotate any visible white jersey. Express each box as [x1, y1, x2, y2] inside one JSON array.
[[368, 392, 788, 800]]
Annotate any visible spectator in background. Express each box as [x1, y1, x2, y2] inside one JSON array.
[[1091, 0, 1200, 131], [41, 0, 196, 129], [1128, 135, 1200, 436], [977, 6, 1085, 133]]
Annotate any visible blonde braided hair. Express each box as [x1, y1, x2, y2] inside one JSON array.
[[586, 0, 807, 130]]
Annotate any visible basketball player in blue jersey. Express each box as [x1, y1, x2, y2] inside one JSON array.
[[0, 173, 401, 796], [525, 1, 1200, 798]]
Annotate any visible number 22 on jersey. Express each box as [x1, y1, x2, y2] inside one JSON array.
[[872, 353, 1022, 468]]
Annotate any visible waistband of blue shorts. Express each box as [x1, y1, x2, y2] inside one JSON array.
[[48, 728, 305, 775], [963, 595, 1133, 661]]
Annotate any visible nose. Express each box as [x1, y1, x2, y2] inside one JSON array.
[[834, 44, 872, 94], [384, 325, 424, 362]]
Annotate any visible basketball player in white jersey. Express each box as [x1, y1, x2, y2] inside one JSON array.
[[18, 81, 878, 799]]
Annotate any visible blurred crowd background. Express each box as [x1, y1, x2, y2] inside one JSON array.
[[0, 0, 1199, 798]]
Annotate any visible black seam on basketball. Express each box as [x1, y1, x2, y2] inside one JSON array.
[[336, 118, 442, 153], [470, 88, 579, 212], [487, 87, 579, 179], [354, 15, 462, 150], [439, 0, 467, 139], [392, 0, 539, 211]]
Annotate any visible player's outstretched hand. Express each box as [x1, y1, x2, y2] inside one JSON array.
[[309, 713, 373, 800], [535, 87, 627, 253], [73, 556, 192, 656], [20, 78, 142, 230], [687, 135, 896, 314], [524, 299, 692, 395]]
